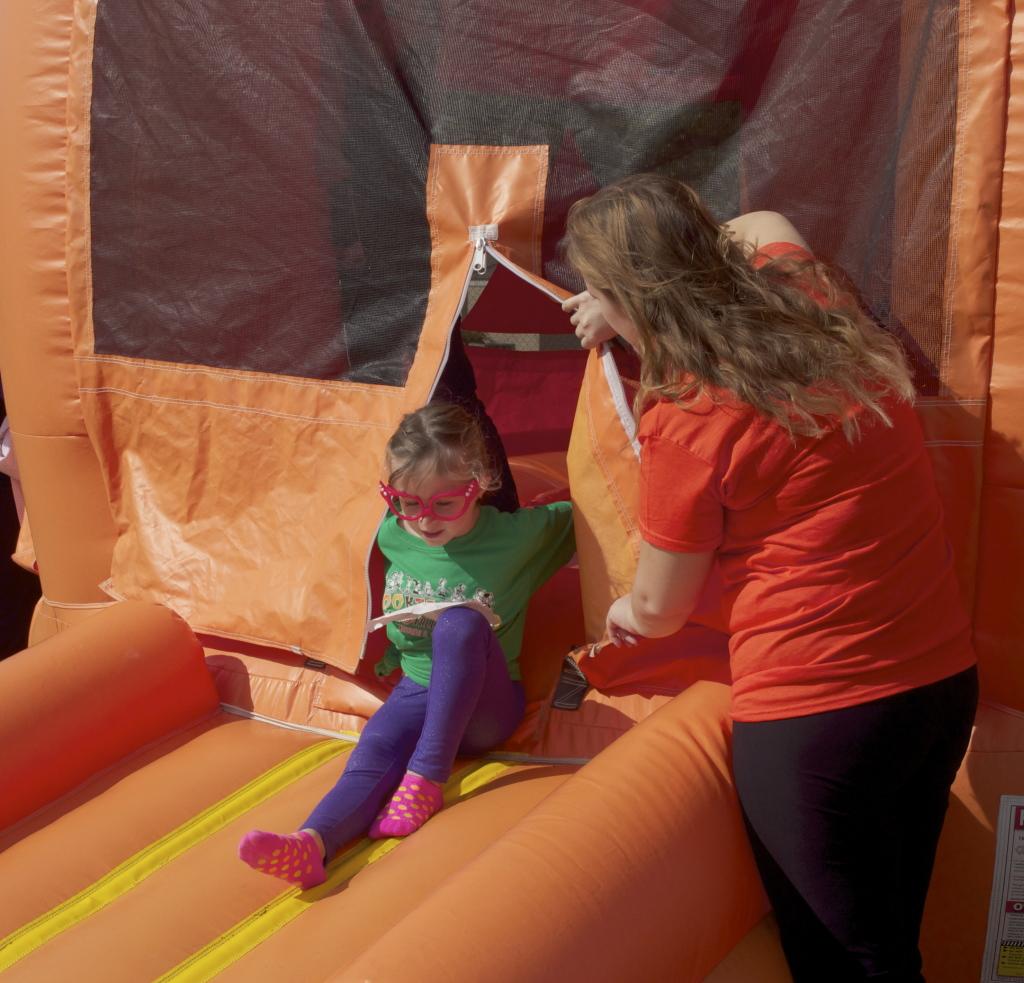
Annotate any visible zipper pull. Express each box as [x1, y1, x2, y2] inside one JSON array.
[[468, 223, 499, 275]]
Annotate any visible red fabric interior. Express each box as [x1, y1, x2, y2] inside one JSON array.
[[467, 346, 586, 457], [462, 263, 573, 334]]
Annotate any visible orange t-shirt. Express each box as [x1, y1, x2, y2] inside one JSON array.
[[638, 243, 975, 722]]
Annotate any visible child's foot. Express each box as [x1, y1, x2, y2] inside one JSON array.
[[368, 772, 444, 839], [238, 829, 326, 889]]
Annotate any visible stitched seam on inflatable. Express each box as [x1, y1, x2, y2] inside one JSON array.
[[154, 760, 514, 982], [0, 738, 353, 971]]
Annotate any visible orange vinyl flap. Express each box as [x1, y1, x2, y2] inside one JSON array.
[[63, 130, 552, 673]]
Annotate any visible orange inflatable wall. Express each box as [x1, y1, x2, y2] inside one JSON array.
[[3, 0, 1021, 708], [0, 4, 1022, 981]]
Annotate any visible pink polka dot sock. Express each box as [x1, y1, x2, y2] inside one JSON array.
[[237, 829, 326, 889], [368, 772, 444, 839]]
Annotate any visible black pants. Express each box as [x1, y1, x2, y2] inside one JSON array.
[[732, 666, 978, 982]]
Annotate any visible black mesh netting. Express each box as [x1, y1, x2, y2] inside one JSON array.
[[91, 0, 956, 391]]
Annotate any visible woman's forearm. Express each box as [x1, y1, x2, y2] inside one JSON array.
[[626, 590, 693, 638], [605, 546, 714, 645]]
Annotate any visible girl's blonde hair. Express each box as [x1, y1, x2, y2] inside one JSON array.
[[564, 173, 914, 439], [386, 403, 499, 492]]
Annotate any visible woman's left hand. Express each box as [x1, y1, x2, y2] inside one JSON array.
[[605, 594, 642, 648]]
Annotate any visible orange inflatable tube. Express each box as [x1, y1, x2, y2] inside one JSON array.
[[0, 601, 216, 830]]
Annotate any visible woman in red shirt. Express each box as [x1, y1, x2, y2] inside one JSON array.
[[562, 173, 977, 982]]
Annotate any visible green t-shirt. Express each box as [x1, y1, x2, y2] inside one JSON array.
[[376, 502, 575, 686]]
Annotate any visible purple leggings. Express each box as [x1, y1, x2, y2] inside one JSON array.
[[303, 607, 525, 858]]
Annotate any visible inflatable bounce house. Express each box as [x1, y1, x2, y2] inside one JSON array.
[[1, 1, 1022, 979]]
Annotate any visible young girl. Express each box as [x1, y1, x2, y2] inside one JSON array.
[[238, 403, 574, 888], [562, 174, 977, 981]]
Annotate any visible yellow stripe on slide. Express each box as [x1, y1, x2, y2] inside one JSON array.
[[157, 759, 513, 983], [0, 738, 352, 972]]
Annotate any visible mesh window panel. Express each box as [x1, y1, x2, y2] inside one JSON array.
[[91, 0, 956, 392]]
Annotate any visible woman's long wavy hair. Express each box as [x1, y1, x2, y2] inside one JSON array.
[[564, 174, 914, 440]]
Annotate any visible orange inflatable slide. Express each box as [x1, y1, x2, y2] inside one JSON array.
[[1, 2, 1022, 980]]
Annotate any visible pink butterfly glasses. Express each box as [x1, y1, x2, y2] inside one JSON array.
[[379, 479, 480, 522]]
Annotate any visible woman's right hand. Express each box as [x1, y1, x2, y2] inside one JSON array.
[[561, 291, 617, 349], [605, 594, 641, 648]]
